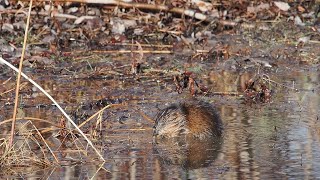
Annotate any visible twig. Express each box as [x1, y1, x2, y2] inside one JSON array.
[[63, 50, 173, 56], [24, 126, 52, 166], [261, 74, 298, 91], [0, 57, 105, 161], [31, 0, 209, 21], [0, 82, 29, 96], [0, 117, 61, 127], [78, 104, 124, 128], [0, 9, 78, 18], [110, 128, 153, 132], [9, 0, 33, 149], [136, 109, 155, 123], [210, 92, 241, 96], [90, 162, 111, 179], [111, 43, 173, 48], [2, 77, 12, 84], [30, 122, 60, 164]]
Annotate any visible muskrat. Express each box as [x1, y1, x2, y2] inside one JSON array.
[[154, 100, 223, 139]]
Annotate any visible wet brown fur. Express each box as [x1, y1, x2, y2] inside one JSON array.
[[154, 100, 223, 139]]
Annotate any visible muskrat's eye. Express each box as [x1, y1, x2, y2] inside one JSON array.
[[179, 129, 187, 134]]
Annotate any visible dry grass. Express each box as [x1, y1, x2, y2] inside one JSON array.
[[0, 117, 107, 176], [1, 121, 55, 175]]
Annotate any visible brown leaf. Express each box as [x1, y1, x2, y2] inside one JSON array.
[[297, 5, 305, 13]]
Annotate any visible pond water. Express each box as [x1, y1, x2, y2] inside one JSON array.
[[1, 58, 320, 179]]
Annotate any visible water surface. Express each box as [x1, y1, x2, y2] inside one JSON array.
[[1, 62, 320, 179]]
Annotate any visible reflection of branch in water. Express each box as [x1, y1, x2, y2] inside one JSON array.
[[261, 74, 299, 91]]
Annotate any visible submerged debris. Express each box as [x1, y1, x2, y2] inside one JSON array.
[[244, 75, 272, 103], [174, 71, 208, 96]]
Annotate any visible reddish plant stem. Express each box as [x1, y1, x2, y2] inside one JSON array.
[[9, 0, 33, 148]]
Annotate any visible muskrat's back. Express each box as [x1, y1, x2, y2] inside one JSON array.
[[154, 100, 223, 139]]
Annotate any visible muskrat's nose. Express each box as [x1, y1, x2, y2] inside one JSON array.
[[153, 133, 160, 144]]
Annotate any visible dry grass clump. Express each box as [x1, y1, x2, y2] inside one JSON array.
[[0, 121, 55, 176], [0, 118, 104, 176]]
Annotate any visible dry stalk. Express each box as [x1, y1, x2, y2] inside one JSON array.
[[78, 104, 124, 128], [10, 0, 33, 149], [27, 132, 51, 165], [30, 122, 59, 164], [63, 50, 173, 56], [0, 117, 61, 127], [112, 43, 172, 48], [91, 162, 111, 178], [2, 77, 12, 84], [210, 91, 241, 96], [110, 128, 153, 132], [1, 121, 55, 168], [91, 111, 103, 139], [261, 74, 298, 91], [136, 109, 155, 123], [69, 131, 87, 157], [56, 128, 87, 158], [0, 138, 10, 165], [78, 102, 153, 129], [0, 82, 29, 97]]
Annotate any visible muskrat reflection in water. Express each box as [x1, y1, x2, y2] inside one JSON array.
[[154, 100, 223, 139], [154, 137, 222, 169]]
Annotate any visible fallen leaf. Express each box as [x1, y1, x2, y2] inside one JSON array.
[[31, 56, 52, 65], [274, 1, 290, 11], [1, 45, 15, 52], [294, 16, 305, 26], [297, 5, 305, 13], [2, 23, 14, 32], [192, 0, 213, 12], [74, 16, 96, 24], [298, 36, 310, 44], [67, 7, 79, 13], [41, 35, 55, 44], [13, 21, 26, 30], [247, 3, 270, 13], [110, 18, 137, 34]]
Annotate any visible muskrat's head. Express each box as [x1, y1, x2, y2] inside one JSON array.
[[153, 104, 189, 138], [153, 100, 223, 139]]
